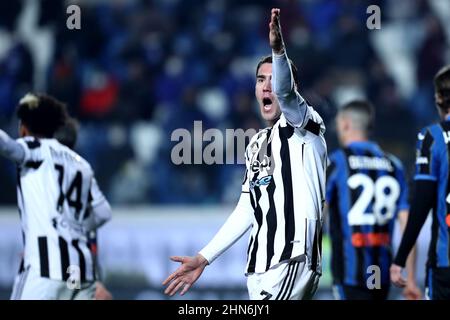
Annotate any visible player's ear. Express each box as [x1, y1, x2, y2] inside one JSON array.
[[435, 92, 443, 105]]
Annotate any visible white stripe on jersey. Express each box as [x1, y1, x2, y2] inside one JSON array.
[[16, 137, 100, 282]]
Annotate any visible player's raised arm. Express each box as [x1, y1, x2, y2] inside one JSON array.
[[0, 129, 25, 164], [270, 8, 313, 129]]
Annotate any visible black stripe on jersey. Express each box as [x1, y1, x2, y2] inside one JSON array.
[[418, 130, 434, 175], [284, 260, 300, 300], [265, 131, 277, 270], [275, 261, 294, 300], [247, 235, 254, 259], [59, 237, 70, 281], [18, 257, 25, 273], [304, 119, 321, 136], [343, 148, 365, 285], [38, 236, 50, 277], [279, 260, 300, 300], [247, 177, 264, 274], [329, 178, 345, 284], [242, 169, 249, 186], [25, 138, 41, 149], [352, 225, 366, 285], [83, 191, 94, 220], [364, 149, 381, 273], [72, 240, 86, 282], [279, 125, 295, 262], [24, 160, 43, 169], [311, 223, 320, 272]]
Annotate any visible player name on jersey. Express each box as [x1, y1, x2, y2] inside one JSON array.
[[348, 155, 394, 172]]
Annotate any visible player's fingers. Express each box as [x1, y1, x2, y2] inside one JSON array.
[[170, 256, 185, 263], [180, 283, 192, 296], [164, 277, 182, 295], [166, 280, 184, 296], [162, 270, 180, 286]]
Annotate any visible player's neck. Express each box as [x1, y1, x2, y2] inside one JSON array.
[[344, 133, 368, 146]]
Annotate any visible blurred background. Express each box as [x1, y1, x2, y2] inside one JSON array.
[[0, 0, 449, 299]]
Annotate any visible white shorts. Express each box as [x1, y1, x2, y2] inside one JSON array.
[[10, 266, 96, 300], [247, 255, 320, 300]]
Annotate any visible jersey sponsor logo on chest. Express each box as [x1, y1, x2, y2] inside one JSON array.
[[251, 155, 271, 173], [250, 175, 272, 190]]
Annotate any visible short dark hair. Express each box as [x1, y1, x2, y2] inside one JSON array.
[[339, 100, 375, 133], [256, 55, 299, 88], [54, 117, 79, 149], [17, 93, 68, 138], [434, 65, 450, 110]]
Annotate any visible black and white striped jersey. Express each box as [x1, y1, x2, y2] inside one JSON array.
[[200, 51, 327, 275], [242, 110, 326, 274], [16, 137, 107, 282]]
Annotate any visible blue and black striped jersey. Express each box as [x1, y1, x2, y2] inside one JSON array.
[[414, 120, 450, 268], [326, 141, 409, 287]]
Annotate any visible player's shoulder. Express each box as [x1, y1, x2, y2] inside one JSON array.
[[16, 136, 42, 150], [384, 152, 404, 171], [49, 140, 93, 171], [328, 148, 346, 164], [417, 123, 442, 141]]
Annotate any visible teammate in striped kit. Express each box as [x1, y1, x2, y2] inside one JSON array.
[[326, 101, 420, 300], [55, 118, 113, 300], [0, 93, 112, 299], [391, 65, 450, 300], [163, 8, 326, 300]]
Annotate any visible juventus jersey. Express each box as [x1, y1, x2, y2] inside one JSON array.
[[16, 137, 105, 282], [200, 51, 327, 276], [242, 112, 326, 274]]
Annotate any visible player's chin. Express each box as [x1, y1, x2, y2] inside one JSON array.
[[260, 106, 280, 122]]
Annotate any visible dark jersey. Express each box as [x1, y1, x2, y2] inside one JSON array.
[[326, 141, 408, 286], [414, 121, 450, 268]]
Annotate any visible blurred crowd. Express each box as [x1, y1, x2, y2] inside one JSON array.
[[0, 0, 449, 205]]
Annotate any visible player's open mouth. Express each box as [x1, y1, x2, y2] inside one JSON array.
[[263, 97, 272, 111]]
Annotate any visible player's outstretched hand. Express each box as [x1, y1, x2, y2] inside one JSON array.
[[94, 281, 113, 300], [269, 8, 284, 54], [162, 254, 208, 296], [403, 281, 422, 300], [390, 264, 407, 287]]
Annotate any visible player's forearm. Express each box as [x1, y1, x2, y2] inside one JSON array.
[[394, 180, 435, 267], [272, 52, 308, 127], [199, 193, 253, 264], [272, 51, 295, 99], [405, 244, 418, 283], [0, 129, 25, 164]]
